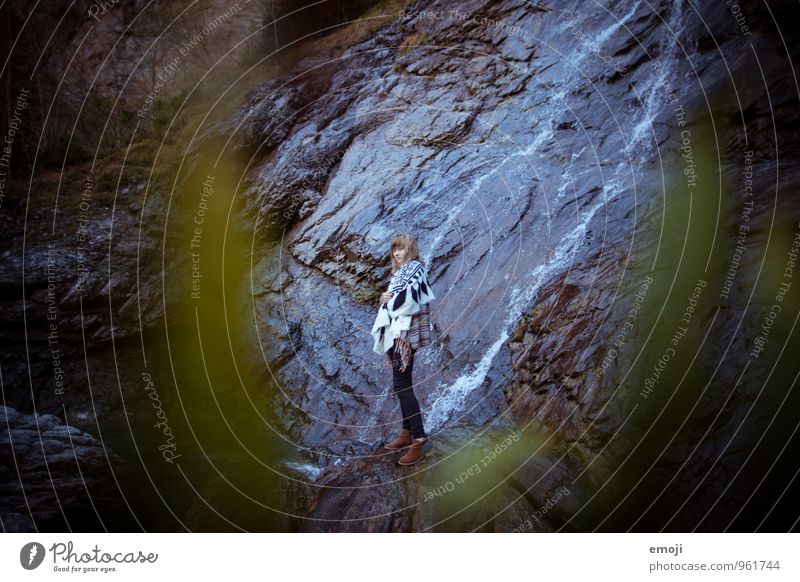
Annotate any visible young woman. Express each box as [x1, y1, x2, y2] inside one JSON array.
[[370, 233, 436, 465]]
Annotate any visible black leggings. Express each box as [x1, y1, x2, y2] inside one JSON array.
[[389, 344, 426, 439]]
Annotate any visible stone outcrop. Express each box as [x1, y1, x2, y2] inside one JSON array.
[[3, 0, 799, 531], [0, 406, 139, 531]]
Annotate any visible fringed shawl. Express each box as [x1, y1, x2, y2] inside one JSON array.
[[371, 259, 435, 372]]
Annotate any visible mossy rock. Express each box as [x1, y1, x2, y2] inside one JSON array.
[[353, 286, 380, 305]]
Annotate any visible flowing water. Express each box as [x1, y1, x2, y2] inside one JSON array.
[[425, 0, 693, 430]]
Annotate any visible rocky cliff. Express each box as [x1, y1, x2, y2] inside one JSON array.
[[2, 0, 799, 532]]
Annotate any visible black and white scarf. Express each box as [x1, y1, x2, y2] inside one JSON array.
[[371, 259, 435, 370]]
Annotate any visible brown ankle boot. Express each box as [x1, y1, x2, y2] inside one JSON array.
[[384, 428, 412, 450], [398, 437, 433, 465]]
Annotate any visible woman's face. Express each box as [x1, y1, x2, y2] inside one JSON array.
[[393, 245, 408, 265]]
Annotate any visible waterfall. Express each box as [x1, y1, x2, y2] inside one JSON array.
[[594, 0, 644, 47], [630, 0, 690, 146], [422, 125, 556, 266], [425, 1, 691, 430]]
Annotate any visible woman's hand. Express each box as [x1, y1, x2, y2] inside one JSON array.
[[380, 291, 393, 305]]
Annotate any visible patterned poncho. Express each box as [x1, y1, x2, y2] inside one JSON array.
[[371, 259, 435, 372]]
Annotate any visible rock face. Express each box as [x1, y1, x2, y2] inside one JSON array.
[[241, 0, 799, 530], [2, 0, 799, 531]]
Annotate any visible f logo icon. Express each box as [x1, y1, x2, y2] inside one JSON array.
[[20, 542, 46, 570]]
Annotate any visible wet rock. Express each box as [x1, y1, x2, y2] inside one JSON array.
[[300, 424, 590, 532], [2, 0, 797, 532]]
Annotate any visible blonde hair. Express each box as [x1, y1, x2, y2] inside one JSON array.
[[389, 233, 424, 273]]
